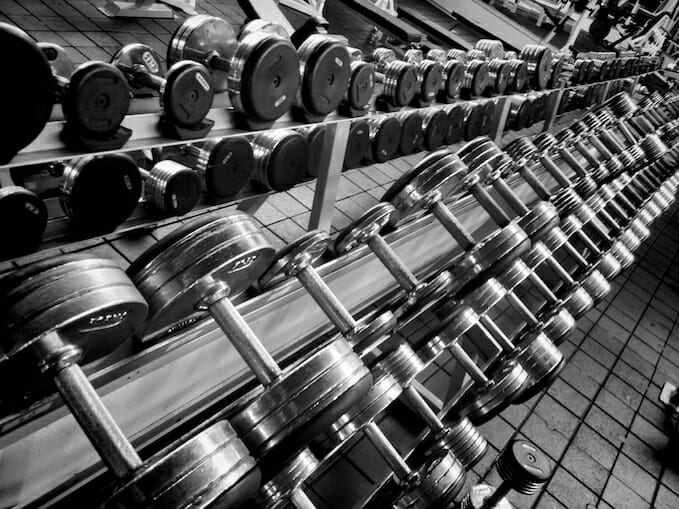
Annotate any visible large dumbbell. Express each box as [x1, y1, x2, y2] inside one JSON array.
[[424, 49, 465, 102], [127, 214, 372, 460], [344, 120, 371, 169], [381, 150, 531, 293], [519, 44, 553, 90], [0, 254, 261, 508], [259, 230, 396, 357], [334, 203, 455, 327], [446, 49, 491, 98], [112, 44, 214, 136], [171, 135, 254, 198], [460, 440, 552, 508], [351, 47, 418, 110], [0, 186, 48, 255], [314, 366, 467, 508], [168, 15, 299, 125], [39, 42, 131, 148], [258, 448, 320, 508], [379, 47, 444, 105], [367, 116, 403, 163], [397, 111, 425, 156], [251, 129, 309, 191]]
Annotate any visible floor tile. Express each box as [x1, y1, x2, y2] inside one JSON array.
[[611, 453, 657, 502], [585, 406, 627, 448], [655, 484, 679, 509], [546, 467, 598, 508], [602, 475, 651, 509], [560, 444, 609, 495], [630, 414, 670, 451]]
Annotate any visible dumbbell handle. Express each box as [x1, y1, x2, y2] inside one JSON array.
[[449, 341, 490, 386], [367, 234, 420, 292], [37, 332, 143, 479], [297, 265, 358, 335], [117, 63, 165, 91], [570, 140, 602, 169], [587, 135, 615, 160], [481, 481, 512, 509], [492, 177, 531, 215], [430, 201, 477, 250], [403, 385, 445, 434], [468, 183, 513, 228], [557, 148, 591, 179], [364, 421, 413, 483], [289, 488, 317, 509], [180, 47, 231, 72], [206, 286, 282, 385], [479, 315, 517, 352], [539, 154, 575, 185]]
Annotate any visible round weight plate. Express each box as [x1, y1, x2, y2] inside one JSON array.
[[346, 61, 375, 110], [260, 448, 319, 507], [60, 154, 142, 231], [513, 331, 564, 402], [39, 42, 75, 81], [418, 60, 443, 102], [371, 117, 401, 163], [498, 440, 552, 493], [305, 126, 326, 177], [346, 311, 396, 356], [111, 43, 165, 97], [0, 23, 55, 163], [0, 186, 47, 253], [548, 59, 564, 88], [259, 230, 329, 289], [510, 59, 528, 92], [335, 203, 394, 254], [198, 136, 254, 198], [300, 38, 351, 116], [489, 60, 510, 95], [127, 213, 275, 338], [512, 99, 532, 130], [0, 254, 148, 363], [389, 61, 419, 107], [155, 162, 202, 216], [399, 112, 423, 155], [232, 337, 372, 458], [395, 452, 465, 509], [62, 62, 130, 139], [162, 60, 214, 128], [167, 15, 238, 93], [382, 149, 450, 203], [446, 105, 465, 144], [442, 60, 464, 99], [344, 120, 371, 169], [108, 420, 260, 508], [255, 131, 309, 191], [234, 33, 299, 122], [422, 110, 448, 150], [470, 61, 490, 97], [534, 47, 552, 89], [463, 104, 484, 140], [479, 101, 496, 136], [425, 417, 488, 469]]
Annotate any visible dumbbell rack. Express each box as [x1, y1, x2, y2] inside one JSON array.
[[0, 71, 658, 507]]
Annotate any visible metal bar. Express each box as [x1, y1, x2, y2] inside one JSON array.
[[491, 96, 511, 145], [308, 122, 349, 232], [542, 81, 566, 132]]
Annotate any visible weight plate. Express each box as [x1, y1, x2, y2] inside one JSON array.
[[445, 105, 465, 144], [62, 62, 130, 139], [398, 112, 423, 156], [442, 60, 464, 99], [382, 149, 450, 202], [0, 254, 148, 364], [60, 153, 142, 231], [127, 213, 276, 338], [463, 103, 484, 140], [395, 452, 465, 509], [422, 109, 448, 150], [488, 59, 510, 95], [387, 61, 418, 107], [260, 448, 319, 507], [0, 23, 55, 163], [196, 136, 254, 198], [108, 420, 260, 509], [346, 61, 375, 110], [0, 186, 47, 252], [335, 203, 394, 254], [418, 60, 443, 102], [39, 42, 75, 81], [259, 230, 329, 289], [299, 36, 351, 116], [425, 417, 488, 469], [517, 201, 560, 237], [466, 61, 490, 97], [305, 126, 327, 177], [371, 117, 401, 163], [346, 311, 397, 356], [253, 130, 308, 191], [508, 59, 529, 92], [111, 43, 166, 97], [147, 160, 201, 216], [509, 99, 531, 130], [479, 100, 496, 136], [513, 330, 564, 402], [344, 120, 370, 169], [162, 60, 214, 128]]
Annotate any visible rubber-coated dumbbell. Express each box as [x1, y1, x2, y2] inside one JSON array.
[[350, 47, 418, 109], [424, 48, 465, 102], [519, 44, 553, 90], [0, 254, 261, 508], [0, 186, 48, 255], [379, 47, 444, 105], [251, 129, 309, 191], [366, 116, 403, 163], [344, 120, 371, 169]]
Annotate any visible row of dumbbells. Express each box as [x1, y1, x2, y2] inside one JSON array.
[[3, 11, 657, 165], [3, 89, 678, 508]]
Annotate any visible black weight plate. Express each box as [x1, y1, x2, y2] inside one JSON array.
[[347, 61, 375, 110], [201, 136, 254, 198], [446, 105, 465, 144], [344, 121, 370, 169], [301, 43, 351, 116], [533, 47, 552, 89], [0, 187, 47, 252], [163, 169, 201, 216], [393, 64, 419, 107], [511, 61, 528, 92], [371, 117, 401, 163], [239, 37, 299, 122], [479, 101, 496, 136], [491, 62, 510, 95], [583, 86, 595, 106], [306, 126, 327, 177], [530, 95, 546, 124], [419, 61, 443, 102], [443, 60, 464, 99], [62, 62, 130, 139], [163, 61, 214, 128], [597, 60, 609, 81], [470, 62, 490, 97], [575, 60, 587, 84], [398, 112, 423, 155], [266, 134, 309, 191], [0, 23, 55, 164], [61, 154, 142, 231], [548, 59, 563, 88], [463, 104, 484, 140], [423, 110, 448, 150], [512, 100, 532, 130]]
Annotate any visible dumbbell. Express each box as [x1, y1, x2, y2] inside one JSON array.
[[350, 47, 418, 109], [259, 230, 397, 357], [168, 15, 299, 125], [381, 47, 444, 105], [112, 44, 215, 135], [505, 57, 529, 93], [381, 151, 530, 293], [459, 440, 551, 509], [367, 116, 402, 163], [172, 135, 254, 198], [344, 120, 371, 169], [445, 49, 491, 98], [462, 48, 511, 96], [424, 49, 465, 102], [397, 111, 425, 156], [251, 129, 309, 191], [240, 19, 352, 120], [591, 58, 610, 81], [314, 366, 468, 508], [0, 254, 261, 508], [505, 96, 533, 131], [301, 125, 327, 178], [137, 157, 202, 217], [519, 44, 553, 90], [39, 42, 131, 146], [0, 186, 48, 255], [446, 104, 466, 144], [475, 39, 505, 60], [258, 448, 320, 509], [127, 213, 372, 460], [420, 108, 450, 151], [460, 102, 487, 140], [333, 203, 455, 327]]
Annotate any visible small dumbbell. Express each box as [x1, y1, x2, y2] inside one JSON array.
[[352, 47, 418, 109], [0, 254, 261, 508], [251, 129, 309, 191], [386, 47, 445, 105], [367, 116, 403, 163], [112, 44, 214, 136], [344, 120, 371, 169], [0, 186, 47, 254], [460, 440, 552, 508], [397, 111, 424, 156], [425, 48, 465, 102]]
